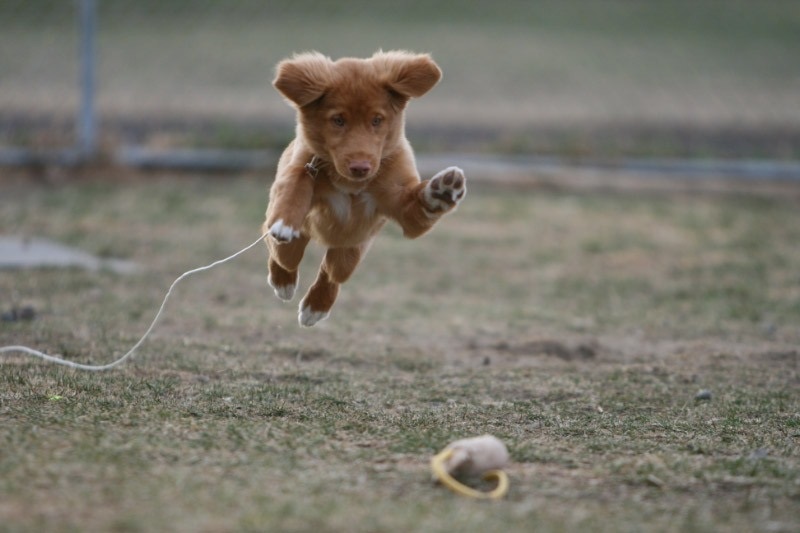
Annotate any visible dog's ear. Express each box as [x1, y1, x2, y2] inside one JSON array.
[[375, 51, 442, 102], [273, 52, 333, 107]]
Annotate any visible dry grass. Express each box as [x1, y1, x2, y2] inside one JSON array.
[[1, 173, 799, 532], [2, 1, 799, 158]]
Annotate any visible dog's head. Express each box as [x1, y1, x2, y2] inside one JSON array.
[[274, 50, 441, 188]]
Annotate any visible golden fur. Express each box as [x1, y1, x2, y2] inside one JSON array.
[[262, 50, 466, 326]]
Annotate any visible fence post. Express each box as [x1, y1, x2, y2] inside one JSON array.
[[77, 0, 97, 160]]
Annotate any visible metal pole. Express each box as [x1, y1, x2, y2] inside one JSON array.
[[77, 0, 96, 160]]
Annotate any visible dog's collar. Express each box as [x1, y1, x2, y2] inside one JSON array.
[[305, 155, 321, 179]]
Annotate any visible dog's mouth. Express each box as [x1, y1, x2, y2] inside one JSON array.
[[334, 160, 379, 182], [326, 153, 375, 179], [332, 172, 375, 194], [345, 172, 375, 182]]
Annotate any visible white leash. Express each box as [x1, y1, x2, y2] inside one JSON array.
[[0, 232, 268, 371]]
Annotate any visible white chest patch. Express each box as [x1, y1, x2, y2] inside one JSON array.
[[327, 191, 377, 222], [327, 192, 351, 221], [356, 192, 377, 219]]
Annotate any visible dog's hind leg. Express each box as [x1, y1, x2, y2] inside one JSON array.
[[298, 245, 364, 327], [266, 234, 310, 301]]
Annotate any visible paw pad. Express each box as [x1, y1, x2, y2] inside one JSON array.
[[425, 166, 466, 213]]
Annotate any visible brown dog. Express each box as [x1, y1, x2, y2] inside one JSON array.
[[262, 50, 466, 326]]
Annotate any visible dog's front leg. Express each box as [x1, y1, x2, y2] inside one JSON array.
[[395, 166, 466, 239], [263, 170, 315, 243]]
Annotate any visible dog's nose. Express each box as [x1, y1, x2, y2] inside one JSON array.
[[348, 161, 372, 178]]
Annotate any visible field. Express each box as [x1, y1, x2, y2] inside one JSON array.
[[2, 0, 799, 158], [1, 172, 799, 532], [2, 0, 800, 530]]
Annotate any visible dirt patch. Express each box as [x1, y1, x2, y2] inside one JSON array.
[[486, 338, 600, 362]]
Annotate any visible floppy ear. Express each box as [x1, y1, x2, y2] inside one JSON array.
[[374, 50, 442, 101], [273, 52, 333, 107]]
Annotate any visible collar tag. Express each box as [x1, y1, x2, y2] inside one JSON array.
[[304, 156, 320, 179]]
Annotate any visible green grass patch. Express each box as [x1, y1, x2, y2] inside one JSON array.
[[1, 176, 799, 531]]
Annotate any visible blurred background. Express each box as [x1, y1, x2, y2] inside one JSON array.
[[1, 0, 799, 171]]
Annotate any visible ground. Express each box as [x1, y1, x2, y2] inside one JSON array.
[[0, 171, 798, 532], [2, 2, 799, 530]]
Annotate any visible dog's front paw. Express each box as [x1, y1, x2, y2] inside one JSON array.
[[269, 219, 301, 242], [423, 166, 466, 214]]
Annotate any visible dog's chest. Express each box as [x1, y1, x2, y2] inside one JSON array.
[[325, 190, 377, 222], [307, 189, 383, 247]]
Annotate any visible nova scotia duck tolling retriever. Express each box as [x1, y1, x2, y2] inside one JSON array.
[[263, 50, 466, 326]]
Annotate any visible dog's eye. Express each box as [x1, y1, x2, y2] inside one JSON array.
[[331, 115, 345, 127], [372, 116, 383, 127]]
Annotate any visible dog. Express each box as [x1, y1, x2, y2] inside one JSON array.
[[262, 50, 466, 326]]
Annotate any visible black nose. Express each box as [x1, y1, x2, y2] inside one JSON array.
[[348, 161, 372, 178]]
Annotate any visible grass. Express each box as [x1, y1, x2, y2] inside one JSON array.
[[1, 173, 799, 532], [1, 1, 799, 158]]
